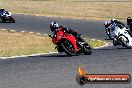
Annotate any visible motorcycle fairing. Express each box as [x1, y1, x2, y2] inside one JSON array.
[[65, 34, 78, 52], [115, 27, 132, 46]]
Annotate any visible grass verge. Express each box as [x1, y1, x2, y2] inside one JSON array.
[[0, 29, 106, 57], [0, 0, 131, 20]]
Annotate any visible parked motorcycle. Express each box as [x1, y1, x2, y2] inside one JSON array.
[[49, 28, 92, 56], [112, 25, 132, 49], [1, 12, 15, 23]]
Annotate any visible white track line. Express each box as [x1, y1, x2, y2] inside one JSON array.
[[0, 42, 112, 59], [0, 52, 58, 59]]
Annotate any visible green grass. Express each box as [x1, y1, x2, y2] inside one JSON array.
[[0, 29, 106, 57]]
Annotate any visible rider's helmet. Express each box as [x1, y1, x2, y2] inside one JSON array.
[[50, 22, 59, 32], [127, 17, 132, 24], [0, 7, 5, 13], [104, 20, 111, 28]]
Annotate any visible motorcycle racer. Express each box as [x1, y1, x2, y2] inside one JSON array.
[[0, 8, 15, 23], [104, 19, 130, 46], [0, 8, 5, 17], [105, 19, 126, 29], [0, 8, 10, 17], [104, 20, 111, 34], [49, 22, 92, 55], [111, 19, 125, 28], [50, 22, 79, 39]]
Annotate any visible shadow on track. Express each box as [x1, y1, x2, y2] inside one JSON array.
[[94, 47, 130, 51], [0, 20, 14, 23], [33, 47, 130, 58], [35, 54, 70, 57]]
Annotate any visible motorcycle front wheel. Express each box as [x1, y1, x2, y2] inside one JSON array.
[[118, 36, 131, 49], [60, 40, 77, 56], [10, 17, 15, 23]]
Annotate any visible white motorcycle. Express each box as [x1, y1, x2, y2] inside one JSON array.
[[1, 12, 15, 23], [106, 25, 132, 39], [112, 24, 132, 49]]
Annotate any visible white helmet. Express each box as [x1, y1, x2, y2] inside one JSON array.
[[104, 20, 111, 28], [111, 18, 116, 23]]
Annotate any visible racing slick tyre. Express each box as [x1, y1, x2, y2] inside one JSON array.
[[77, 37, 92, 55], [11, 18, 15, 23], [60, 40, 77, 56], [118, 36, 131, 49]]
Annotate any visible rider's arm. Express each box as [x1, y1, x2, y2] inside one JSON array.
[[114, 20, 128, 29], [61, 26, 74, 33], [62, 27, 79, 38], [115, 20, 125, 26]]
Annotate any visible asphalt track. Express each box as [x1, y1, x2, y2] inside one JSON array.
[[0, 14, 132, 88]]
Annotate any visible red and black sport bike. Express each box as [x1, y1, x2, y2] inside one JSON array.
[[49, 28, 92, 56]]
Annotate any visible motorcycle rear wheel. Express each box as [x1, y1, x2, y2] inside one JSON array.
[[77, 37, 92, 55], [83, 43, 92, 55], [11, 18, 15, 23]]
